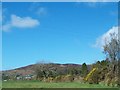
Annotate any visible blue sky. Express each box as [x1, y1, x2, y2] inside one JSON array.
[[2, 2, 118, 70]]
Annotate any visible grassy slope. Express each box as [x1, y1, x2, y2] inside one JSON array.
[[2, 80, 116, 88]]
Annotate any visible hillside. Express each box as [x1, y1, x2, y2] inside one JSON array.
[[2, 63, 92, 76]]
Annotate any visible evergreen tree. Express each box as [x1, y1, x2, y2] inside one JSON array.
[[81, 63, 88, 77]]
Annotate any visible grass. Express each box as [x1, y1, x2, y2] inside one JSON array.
[[2, 80, 118, 88]]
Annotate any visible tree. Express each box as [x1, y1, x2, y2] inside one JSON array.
[[103, 32, 120, 86], [34, 63, 47, 80], [2, 73, 10, 80], [81, 63, 88, 77], [104, 33, 118, 74]]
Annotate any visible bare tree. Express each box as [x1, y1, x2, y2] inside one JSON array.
[[103, 32, 120, 86]]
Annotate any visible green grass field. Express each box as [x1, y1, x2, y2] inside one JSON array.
[[2, 80, 118, 88]]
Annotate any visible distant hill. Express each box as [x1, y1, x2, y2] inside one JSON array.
[[2, 63, 92, 76]]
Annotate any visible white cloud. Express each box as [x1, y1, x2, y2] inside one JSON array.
[[2, 14, 40, 32], [94, 26, 118, 49], [11, 15, 39, 28]]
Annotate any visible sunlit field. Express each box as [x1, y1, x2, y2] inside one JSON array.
[[2, 80, 117, 88]]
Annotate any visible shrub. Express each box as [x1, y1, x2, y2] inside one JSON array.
[[44, 77, 54, 82], [85, 68, 102, 84], [74, 76, 83, 82], [54, 75, 63, 82], [63, 75, 74, 82]]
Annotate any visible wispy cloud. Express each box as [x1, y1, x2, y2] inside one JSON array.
[[36, 7, 47, 16], [29, 3, 47, 16], [2, 14, 40, 32], [93, 26, 118, 49]]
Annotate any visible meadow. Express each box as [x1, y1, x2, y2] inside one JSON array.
[[2, 80, 117, 88]]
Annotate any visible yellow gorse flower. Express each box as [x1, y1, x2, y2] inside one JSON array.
[[84, 68, 97, 81]]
